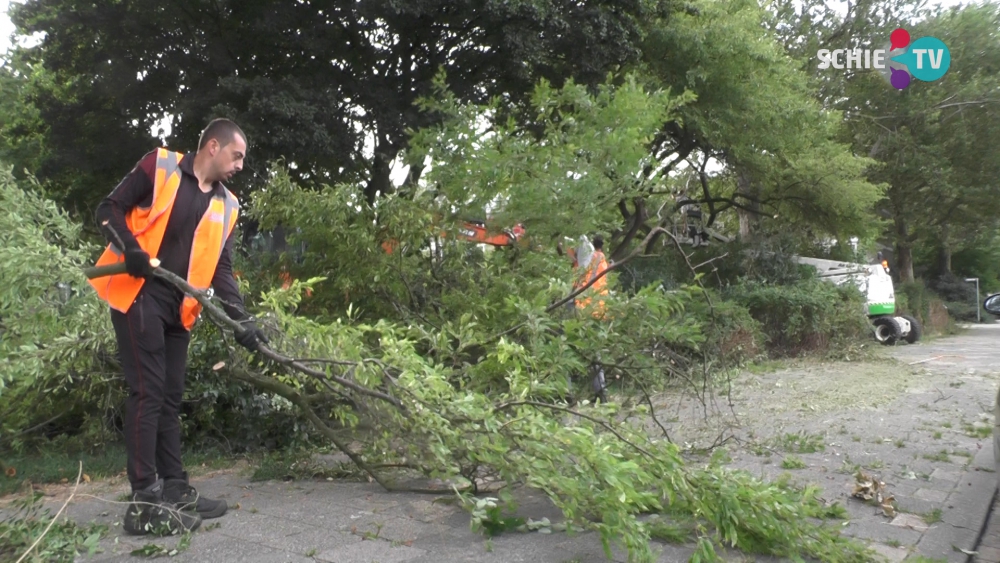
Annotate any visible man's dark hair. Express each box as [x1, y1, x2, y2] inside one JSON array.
[[198, 118, 247, 150], [592, 235, 604, 250]]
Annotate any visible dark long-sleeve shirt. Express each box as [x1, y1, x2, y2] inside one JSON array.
[[95, 149, 248, 322]]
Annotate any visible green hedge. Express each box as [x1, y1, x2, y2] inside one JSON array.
[[725, 279, 871, 357]]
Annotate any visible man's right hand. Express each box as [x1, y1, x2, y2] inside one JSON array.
[[124, 247, 154, 278]]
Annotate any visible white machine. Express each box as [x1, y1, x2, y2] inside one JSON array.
[[794, 254, 922, 345]]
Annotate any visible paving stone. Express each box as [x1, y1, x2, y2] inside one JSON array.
[[890, 513, 930, 532], [981, 526, 1000, 548], [951, 455, 974, 466], [870, 542, 910, 563], [976, 546, 1000, 563], [932, 468, 963, 482], [913, 488, 950, 503], [918, 521, 979, 563], [239, 524, 360, 555], [895, 496, 944, 516], [843, 520, 922, 545], [941, 462, 997, 531], [316, 540, 427, 563]]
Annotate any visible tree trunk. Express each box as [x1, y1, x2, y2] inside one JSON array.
[[894, 215, 915, 284], [610, 198, 646, 263], [937, 244, 952, 276], [937, 225, 952, 276], [736, 168, 757, 241], [365, 134, 396, 205]]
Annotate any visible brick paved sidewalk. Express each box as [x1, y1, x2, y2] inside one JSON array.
[[974, 495, 1000, 563]]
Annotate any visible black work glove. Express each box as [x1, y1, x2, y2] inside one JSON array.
[[235, 321, 269, 352], [124, 247, 154, 278]]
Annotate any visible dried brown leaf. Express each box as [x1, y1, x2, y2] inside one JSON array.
[[880, 496, 897, 517]]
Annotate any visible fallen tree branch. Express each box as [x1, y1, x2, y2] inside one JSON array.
[[215, 361, 395, 491], [635, 378, 672, 443], [84, 265, 405, 412], [496, 400, 656, 460]]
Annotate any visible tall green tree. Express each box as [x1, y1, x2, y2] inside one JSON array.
[[0, 55, 51, 182], [7, 0, 666, 219], [764, 0, 1000, 282], [603, 0, 883, 257], [839, 3, 1000, 282]]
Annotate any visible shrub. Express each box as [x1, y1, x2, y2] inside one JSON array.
[[725, 279, 870, 357], [897, 280, 959, 333], [686, 291, 765, 365], [0, 165, 118, 451], [928, 272, 977, 304], [942, 300, 979, 323]]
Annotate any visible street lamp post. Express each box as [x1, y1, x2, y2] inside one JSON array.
[[965, 277, 981, 323]]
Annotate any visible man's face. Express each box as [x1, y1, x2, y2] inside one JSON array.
[[209, 133, 246, 182]]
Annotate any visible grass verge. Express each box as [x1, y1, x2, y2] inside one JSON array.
[[1, 444, 239, 497]]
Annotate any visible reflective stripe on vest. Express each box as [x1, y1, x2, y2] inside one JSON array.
[[180, 189, 239, 328], [87, 149, 240, 330]]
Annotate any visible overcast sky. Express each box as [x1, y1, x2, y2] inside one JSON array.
[[0, 1, 14, 55]]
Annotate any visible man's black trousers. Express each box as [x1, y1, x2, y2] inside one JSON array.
[[110, 286, 190, 492]]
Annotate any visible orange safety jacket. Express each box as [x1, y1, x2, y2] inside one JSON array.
[[87, 148, 240, 330], [573, 249, 609, 318]]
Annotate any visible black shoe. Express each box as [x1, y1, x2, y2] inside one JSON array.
[[123, 479, 202, 536], [163, 478, 228, 519]]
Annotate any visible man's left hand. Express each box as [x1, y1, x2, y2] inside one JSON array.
[[235, 322, 269, 352]]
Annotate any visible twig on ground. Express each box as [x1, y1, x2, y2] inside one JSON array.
[[933, 388, 951, 403], [635, 379, 672, 443], [16, 461, 83, 563]]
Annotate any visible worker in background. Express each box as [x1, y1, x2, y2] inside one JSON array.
[[89, 118, 268, 536], [558, 234, 611, 402], [573, 235, 610, 319]]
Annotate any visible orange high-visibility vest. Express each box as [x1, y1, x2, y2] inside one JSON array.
[[574, 250, 609, 318], [88, 148, 240, 330]]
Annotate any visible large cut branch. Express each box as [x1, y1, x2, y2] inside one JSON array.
[[84, 263, 405, 412]]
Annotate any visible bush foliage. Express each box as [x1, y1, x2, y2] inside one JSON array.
[[726, 279, 871, 357]]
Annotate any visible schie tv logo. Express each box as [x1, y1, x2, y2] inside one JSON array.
[[817, 28, 951, 89]]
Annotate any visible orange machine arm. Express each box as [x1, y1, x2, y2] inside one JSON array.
[[452, 221, 525, 246], [382, 221, 526, 253]]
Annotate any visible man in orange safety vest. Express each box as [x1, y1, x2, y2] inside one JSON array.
[[89, 118, 265, 536]]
